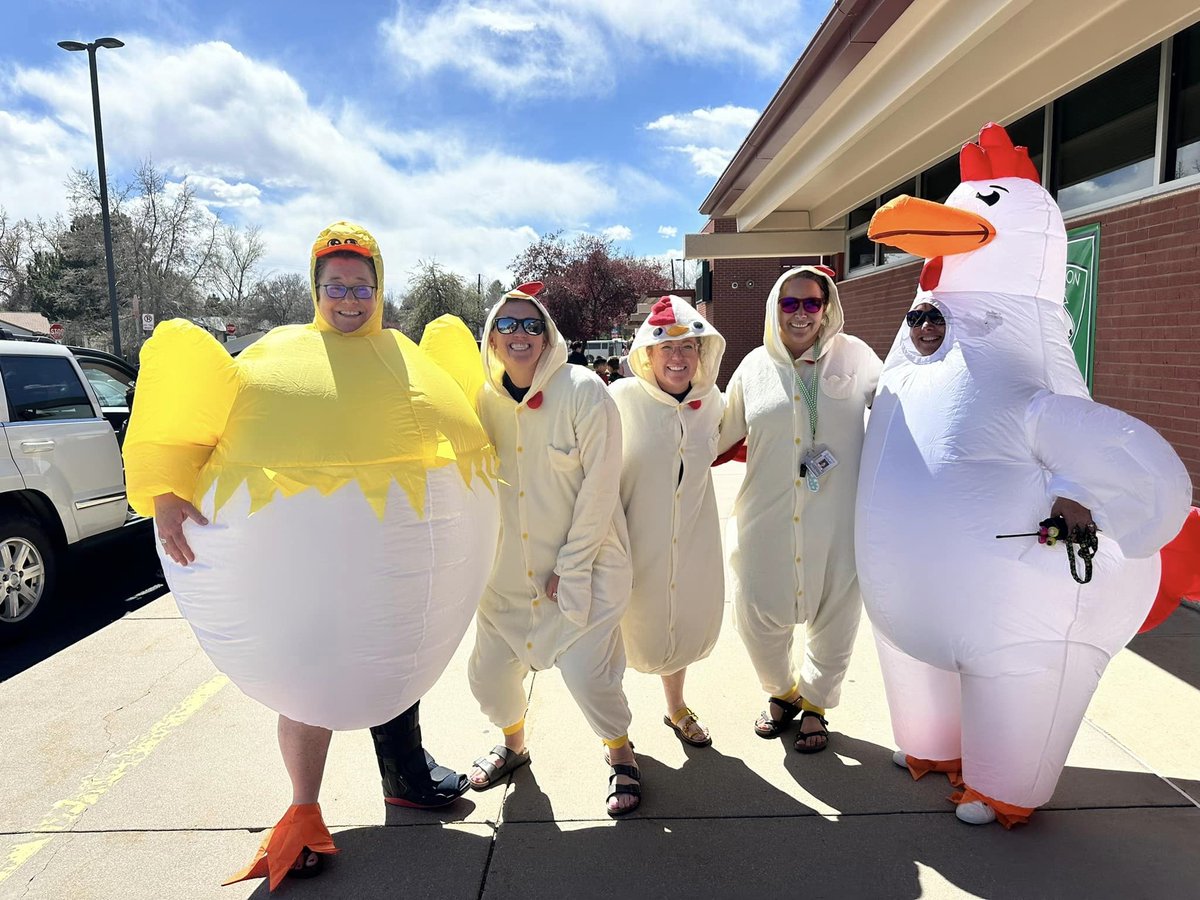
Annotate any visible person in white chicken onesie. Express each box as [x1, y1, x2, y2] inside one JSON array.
[[466, 283, 643, 817], [719, 266, 882, 753], [858, 123, 1192, 827], [611, 295, 726, 747]]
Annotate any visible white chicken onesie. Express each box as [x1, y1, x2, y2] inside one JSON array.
[[719, 267, 882, 715], [611, 296, 726, 676], [858, 123, 1192, 826], [469, 287, 634, 745]]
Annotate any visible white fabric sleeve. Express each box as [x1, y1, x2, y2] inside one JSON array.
[[553, 387, 623, 625], [717, 367, 748, 454], [1025, 390, 1192, 558]]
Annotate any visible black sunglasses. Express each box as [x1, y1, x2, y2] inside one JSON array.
[[493, 316, 546, 335], [905, 308, 946, 328]]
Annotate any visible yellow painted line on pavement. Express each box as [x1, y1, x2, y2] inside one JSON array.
[[0, 673, 229, 885]]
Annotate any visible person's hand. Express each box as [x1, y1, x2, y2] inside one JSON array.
[[153, 492, 208, 566], [545, 574, 560, 603], [1050, 497, 1095, 537]]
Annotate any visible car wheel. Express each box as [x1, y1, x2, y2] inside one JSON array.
[[0, 517, 58, 639]]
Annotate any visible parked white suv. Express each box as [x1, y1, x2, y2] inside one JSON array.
[[0, 339, 141, 638]]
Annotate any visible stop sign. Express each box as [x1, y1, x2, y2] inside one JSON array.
[[48, 323, 65, 343]]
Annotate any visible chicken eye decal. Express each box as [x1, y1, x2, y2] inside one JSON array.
[[976, 190, 1001, 206], [653, 326, 665, 338], [326, 238, 342, 246], [692, 321, 704, 332]]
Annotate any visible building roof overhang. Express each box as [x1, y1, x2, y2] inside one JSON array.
[[687, 0, 1200, 260]]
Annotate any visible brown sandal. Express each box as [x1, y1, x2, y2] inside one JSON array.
[[754, 696, 803, 739]]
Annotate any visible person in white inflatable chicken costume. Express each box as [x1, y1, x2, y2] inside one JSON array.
[[858, 124, 1192, 827]]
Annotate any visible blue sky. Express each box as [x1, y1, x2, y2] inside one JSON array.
[[2, 0, 821, 285]]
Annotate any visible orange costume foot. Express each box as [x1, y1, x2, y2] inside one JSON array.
[[223, 802, 338, 891], [950, 786, 1035, 829], [901, 754, 964, 788]]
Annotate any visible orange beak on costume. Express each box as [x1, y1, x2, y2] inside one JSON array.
[[867, 195, 996, 259]]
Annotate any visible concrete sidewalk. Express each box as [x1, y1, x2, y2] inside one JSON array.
[[2, 462, 1198, 899]]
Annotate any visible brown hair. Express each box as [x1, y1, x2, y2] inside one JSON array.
[[784, 270, 829, 303]]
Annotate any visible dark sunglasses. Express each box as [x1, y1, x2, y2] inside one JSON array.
[[493, 316, 546, 336], [779, 296, 825, 315], [905, 308, 946, 328]]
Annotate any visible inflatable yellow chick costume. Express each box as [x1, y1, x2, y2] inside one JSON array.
[[123, 221, 499, 733]]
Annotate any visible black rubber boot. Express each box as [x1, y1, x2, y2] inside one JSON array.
[[370, 701, 468, 809]]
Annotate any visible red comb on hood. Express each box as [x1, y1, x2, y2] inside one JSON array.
[[959, 123, 1040, 183], [647, 297, 676, 326], [514, 281, 544, 297]]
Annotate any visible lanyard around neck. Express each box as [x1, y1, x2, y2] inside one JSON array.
[[794, 367, 818, 443]]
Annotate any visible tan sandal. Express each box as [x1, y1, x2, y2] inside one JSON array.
[[664, 707, 712, 747]]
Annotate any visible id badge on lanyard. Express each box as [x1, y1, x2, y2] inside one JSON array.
[[795, 368, 837, 492]]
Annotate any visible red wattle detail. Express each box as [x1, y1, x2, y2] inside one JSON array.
[[687, 399, 702, 410], [647, 297, 677, 326], [919, 256, 943, 291], [813, 265, 836, 280], [526, 391, 543, 409]]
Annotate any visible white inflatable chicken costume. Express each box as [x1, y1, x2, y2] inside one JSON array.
[[857, 124, 1191, 827]]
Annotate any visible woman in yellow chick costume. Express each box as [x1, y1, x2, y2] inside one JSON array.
[[122, 221, 499, 890]]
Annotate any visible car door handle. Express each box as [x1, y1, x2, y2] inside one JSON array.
[[20, 440, 56, 453]]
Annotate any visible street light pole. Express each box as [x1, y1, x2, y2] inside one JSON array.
[[58, 37, 124, 357]]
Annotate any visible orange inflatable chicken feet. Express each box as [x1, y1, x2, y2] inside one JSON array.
[[223, 803, 338, 891]]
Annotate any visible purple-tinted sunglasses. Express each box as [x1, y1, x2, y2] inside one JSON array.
[[779, 296, 825, 315]]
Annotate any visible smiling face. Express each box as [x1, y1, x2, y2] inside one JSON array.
[[777, 275, 827, 358], [908, 302, 947, 356], [316, 255, 377, 334], [489, 299, 547, 388], [647, 339, 698, 395]]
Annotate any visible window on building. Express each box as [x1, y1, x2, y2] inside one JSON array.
[[921, 156, 959, 204], [1169, 22, 1200, 181], [1053, 46, 1160, 210], [1006, 108, 1046, 178]]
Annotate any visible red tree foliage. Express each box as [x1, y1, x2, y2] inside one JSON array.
[[509, 232, 667, 340]]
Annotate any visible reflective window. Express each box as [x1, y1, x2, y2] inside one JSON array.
[[847, 234, 876, 271], [1, 356, 94, 422], [1170, 23, 1200, 180], [1054, 46, 1160, 209], [848, 200, 876, 230], [921, 156, 959, 204], [880, 178, 916, 206]]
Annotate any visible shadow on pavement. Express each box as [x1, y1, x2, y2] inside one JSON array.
[[0, 522, 167, 682], [1127, 605, 1200, 692]]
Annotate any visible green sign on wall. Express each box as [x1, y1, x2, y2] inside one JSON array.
[[1064, 223, 1100, 389]]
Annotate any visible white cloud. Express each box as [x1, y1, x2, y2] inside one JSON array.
[[645, 105, 760, 178], [0, 39, 664, 283], [602, 224, 632, 241], [657, 225, 677, 238], [380, 0, 809, 99]]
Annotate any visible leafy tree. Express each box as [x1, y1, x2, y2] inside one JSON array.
[[396, 261, 488, 340], [509, 232, 666, 340]]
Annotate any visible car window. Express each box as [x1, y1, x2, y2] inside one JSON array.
[[1, 356, 95, 422], [83, 367, 130, 407]]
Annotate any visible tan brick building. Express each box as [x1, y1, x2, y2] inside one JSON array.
[[687, 0, 1200, 503]]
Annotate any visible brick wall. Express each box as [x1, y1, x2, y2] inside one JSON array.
[[831, 183, 1200, 505]]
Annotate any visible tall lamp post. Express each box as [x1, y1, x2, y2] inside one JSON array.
[[57, 37, 124, 356]]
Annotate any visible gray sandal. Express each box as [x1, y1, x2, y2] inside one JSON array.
[[468, 745, 530, 791]]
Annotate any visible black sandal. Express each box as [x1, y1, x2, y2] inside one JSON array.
[[288, 847, 325, 880], [793, 710, 830, 754], [606, 763, 642, 818], [754, 696, 803, 739], [468, 745, 531, 791]]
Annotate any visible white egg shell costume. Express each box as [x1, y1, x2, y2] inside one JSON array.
[[469, 287, 634, 741], [610, 296, 726, 675], [123, 222, 500, 731], [857, 125, 1192, 820]]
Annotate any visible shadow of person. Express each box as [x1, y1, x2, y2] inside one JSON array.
[[241, 822, 495, 899], [382, 793, 480, 826], [498, 757, 555, 824]]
